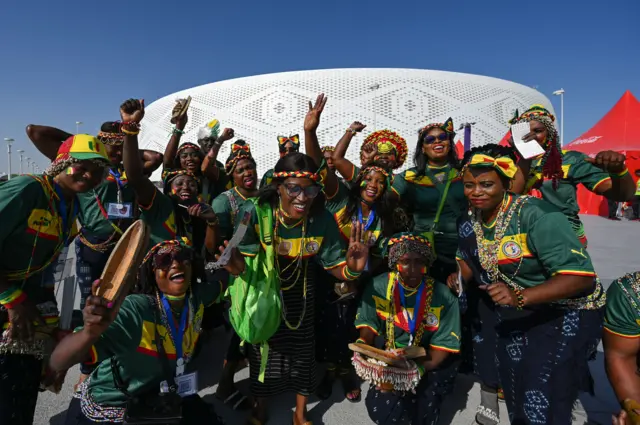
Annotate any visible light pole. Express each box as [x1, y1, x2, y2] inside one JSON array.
[[553, 89, 565, 145], [26, 157, 31, 174], [4, 138, 14, 180], [16, 150, 24, 174], [76, 121, 83, 135], [369, 83, 380, 129]]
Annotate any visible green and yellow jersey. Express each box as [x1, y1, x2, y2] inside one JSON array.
[[604, 272, 640, 338], [237, 202, 347, 272], [392, 165, 466, 260], [82, 282, 223, 405], [355, 271, 461, 352], [525, 150, 611, 245], [259, 169, 274, 189], [138, 188, 187, 246], [0, 175, 79, 306], [211, 187, 251, 241]]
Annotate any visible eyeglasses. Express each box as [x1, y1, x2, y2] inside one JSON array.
[[153, 248, 193, 270], [423, 133, 450, 144], [283, 183, 322, 199]]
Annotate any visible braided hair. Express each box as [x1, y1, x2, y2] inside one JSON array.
[[414, 121, 460, 176], [345, 161, 394, 233]]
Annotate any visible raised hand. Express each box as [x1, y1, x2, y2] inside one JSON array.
[[187, 204, 217, 221], [361, 143, 377, 165], [215, 241, 245, 276], [218, 128, 235, 143], [171, 100, 188, 129], [120, 99, 145, 124], [82, 280, 121, 338], [585, 150, 627, 173], [304, 93, 328, 132], [346, 222, 370, 274], [349, 121, 367, 133]]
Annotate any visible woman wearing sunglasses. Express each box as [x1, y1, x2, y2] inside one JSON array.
[[303, 94, 396, 402], [391, 118, 466, 282], [258, 134, 301, 188], [220, 152, 369, 425], [162, 105, 236, 204], [51, 240, 226, 424]]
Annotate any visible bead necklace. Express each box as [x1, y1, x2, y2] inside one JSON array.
[[153, 291, 197, 364], [470, 194, 527, 292], [385, 272, 434, 349]]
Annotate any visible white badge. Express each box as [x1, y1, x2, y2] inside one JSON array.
[[176, 358, 185, 376], [107, 202, 133, 219], [175, 372, 198, 397]]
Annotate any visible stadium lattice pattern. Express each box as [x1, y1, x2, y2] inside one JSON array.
[[139, 69, 554, 180]]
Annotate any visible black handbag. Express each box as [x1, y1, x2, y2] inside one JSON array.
[[111, 310, 183, 425]]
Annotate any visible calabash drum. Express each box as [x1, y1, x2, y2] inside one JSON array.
[[349, 343, 423, 393]]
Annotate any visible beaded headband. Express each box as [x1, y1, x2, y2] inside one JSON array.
[[177, 143, 202, 155], [387, 234, 434, 268], [388, 234, 431, 247], [162, 169, 200, 187], [362, 130, 408, 169], [97, 131, 124, 146], [272, 170, 321, 183], [419, 117, 456, 139], [141, 240, 191, 267], [321, 146, 336, 153], [357, 165, 394, 187]]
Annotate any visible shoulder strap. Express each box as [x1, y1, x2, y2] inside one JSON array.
[[223, 189, 240, 227], [433, 171, 454, 227], [253, 200, 273, 246]]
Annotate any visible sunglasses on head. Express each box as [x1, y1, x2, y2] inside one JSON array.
[[423, 133, 450, 144], [153, 248, 193, 270], [283, 183, 322, 199]]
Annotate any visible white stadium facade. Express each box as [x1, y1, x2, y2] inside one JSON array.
[[139, 68, 555, 181]]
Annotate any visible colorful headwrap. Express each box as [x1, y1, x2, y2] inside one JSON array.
[[225, 142, 254, 174], [387, 233, 434, 268], [162, 169, 200, 188], [141, 240, 192, 268], [97, 122, 124, 146], [272, 170, 321, 183], [419, 117, 456, 140], [45, 134, 110, 176], [509, 104, 562, 189], [277, 135, 300, 152], [466, 153, 518, 179], [357, 164, 394, 188], [362, 130, 408, 169], [197, 119, 221, 141], [321, 146, 335, 154], [176, 142, 202, 156]]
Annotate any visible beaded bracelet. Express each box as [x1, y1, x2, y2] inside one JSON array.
[[513, 288, 525, 310], [206, 217, 219, 227], [343, 266, 362, 280], [356, 338, 366, 344], [0, 287, 27, 309], [610, 168, 629, 178], [347, 128, 357, 135], [120, 121, 140, 129], [172, 127, 185, 135], [121, 127, 140, 136]]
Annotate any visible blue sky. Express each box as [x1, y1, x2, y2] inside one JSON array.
[[0, 0, 638, 174]]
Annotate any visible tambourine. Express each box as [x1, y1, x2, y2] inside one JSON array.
[[96, 220, 150, 302], [349, 343, 424, 393]]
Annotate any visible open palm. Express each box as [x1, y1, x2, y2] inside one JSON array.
[[304, 93, 327, 132]]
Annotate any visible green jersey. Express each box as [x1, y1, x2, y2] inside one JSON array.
[[237, 202, 346, 272], [325, 181, 384, 257], [83, 281, 223, 405], [604, 272, 640, 338], [355, 271, 461, 352], [138, 188, 183, 245], [259, 169, 274, 188], [0, 175, 79, 304], [77, 167, 136, 239], [392, 165, 466, 260], [211, 187, 251, 241], [525, 150, 611, 244]]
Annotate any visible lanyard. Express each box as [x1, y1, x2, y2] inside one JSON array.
[[160, 294, 189, 361], [357, 205, 376, 232], [53, 183, 78, 246], [109, 169, 125, 189], [398, 280, 424, 337]]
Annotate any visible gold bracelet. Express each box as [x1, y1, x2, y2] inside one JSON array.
[[121, 127, 140, 135]]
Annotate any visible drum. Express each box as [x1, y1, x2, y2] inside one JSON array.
[[349, 343, 423, 393]]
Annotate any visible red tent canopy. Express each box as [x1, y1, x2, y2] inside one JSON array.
[[565, 90, 640, 216], [498, 131, 511, 147]]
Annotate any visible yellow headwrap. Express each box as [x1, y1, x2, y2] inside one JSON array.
[[468, 153, 518, 179]]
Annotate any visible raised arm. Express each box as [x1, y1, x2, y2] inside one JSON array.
[[25, 125, 72, 161], [141, 150, 163, 175], [586, 151, 635, 201], [202, 128, 234, 181], [303, 93, 338, 197], [162, 104, 188, 169], [120, 99, 157, 207], [333, 121, 367, 181]]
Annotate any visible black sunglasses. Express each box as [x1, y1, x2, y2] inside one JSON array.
[[153, 248, 193, 270], [423, 133, 450, 144], [283, 183, 322, 199]]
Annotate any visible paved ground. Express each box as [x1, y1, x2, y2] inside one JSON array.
[[35, 215, 640, 425]]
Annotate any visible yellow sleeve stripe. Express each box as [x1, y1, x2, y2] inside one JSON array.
[[603, 327, 640, 339], [138, 187, 158, 211], [239, 251, 257, 257], [325, 184, 339, 200], [390, 186, 400, 197], [85, 345, 98, 365], [553, 270, 596, 277], [592, 177, 612, 192], [345, 164, 357, 182], [355, 324, 379, 336], [430, 344, 460, 353], [326, 260, 347, 271]]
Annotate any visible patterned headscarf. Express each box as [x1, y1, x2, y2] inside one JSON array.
[[162, 169, 200, 189], [272, 170, 321, 183], [356, 164, 394, 188], [141, 240, 191, 268], [277, 135, 300, 152], [362, 130, 408, 169], [225, 141, 255, 174], [45, 134, 110, 177], [387, 233, 434, 268], [465, 153, 518, 180], [418, 117, 456, 141], [321, 146, 335, 154], [176, 142, 202, 156], [510, 105, 562, 189]]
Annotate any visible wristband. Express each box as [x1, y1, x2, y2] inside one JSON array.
[[342, 265, 362, 281], [172, 126, 185, 135], [120, 121, 140, 128], [206, 217, 219, 227], [0, 287, 27, 309], [610, 168, 629, 178], [347, 128, 357, 135], [121, 127, 140, 136], [356, 338, 366, 344], [513, 288, 525, 310]]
